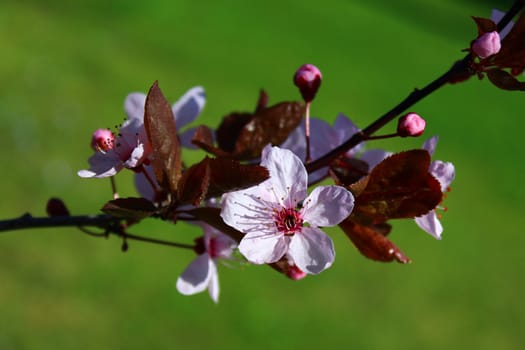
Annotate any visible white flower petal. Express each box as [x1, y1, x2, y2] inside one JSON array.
[[302, 185, 354, 227], [288, 227, 335, 274], [78, 151, 122, 178], [123, 143, 145, 169], [360, 149, 392, 170], [238, 233, 288, 264], [208, 262, 220, 303], [415, 211, 443, 240], [422, 136, 439, 156], [178, 126, 199, 149], [176, 254, 212, 296], [221, 187, 276, 235], [172, 86, 206, 130], [260, 145, 308, 207], [124, 93, 146, 122], [430, 160, 455, 192], [134, 165, 157, 201]]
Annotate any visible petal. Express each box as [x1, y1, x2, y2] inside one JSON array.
[[238, 232, 288, 264], [288, 227, 335, 274], [176, 254, 212, 296], [429, 160, 455, 192], [422, 136, 439, 156], [302, 185, 354, 227], [415, 211, 443, 240], [334, 113, 364, 156], [309, 118, 337, 158], [123, 143, 145, 169], [360, 149, 392, 170], [178, 126, 199, 149], [77, 151, 122, 178], [134, 165, 157, 202], [220, 186, 276, 235], [172, 86, 206, 129], [124, 93, 146, 122], [260, 145, 308, 208], [208, 262, 220, 303]]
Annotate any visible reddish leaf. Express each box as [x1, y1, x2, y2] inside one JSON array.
[[329, 157, 369, 187], [216, 112, 253, 153], [339, 219, 410, 263], [177, 157, 211, 206], [490, 10, 525, 69], [206, 158, 269, 198], [188, 207, 244, 242], [486, 68, 525, 91], [192, 125, 231, 157], [102, 197, 157, 220], [351, 150, 442, 224], [144, 81, 182, 194], [254, 89, 269, 113], [472, 16, 497, 35], [234, 102, 304, 159]]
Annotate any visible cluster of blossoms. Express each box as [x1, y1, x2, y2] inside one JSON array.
[[77, 64, 456, 303], [74, 8, 525, 302]]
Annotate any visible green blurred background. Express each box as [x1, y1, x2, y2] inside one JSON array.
[[1, 0, 523, 349]]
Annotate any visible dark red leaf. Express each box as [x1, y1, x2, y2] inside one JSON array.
[[254, 89, 269, 113], [472, 16, 497, 35], [339, 219, 410, 263], [490, 10, 525, 69], [233, 102, 304, 160], [206, 158, 269, 198], [486, 68, 525, 91], [187, 207, 244, 242], [144, 81, 182, 194], [101, 197, 157, 220], [177, 157, 211, 206], [351, 150, 442, 224], [216, 112, 253, 153]]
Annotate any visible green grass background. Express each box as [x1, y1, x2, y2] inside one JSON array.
[[1, 0, 523, 349]]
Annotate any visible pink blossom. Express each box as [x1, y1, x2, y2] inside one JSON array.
[[397, 112, 426, 137], [176, 224, 237, 303], [472, 31, 501, 59], [221, 145, 354, 274], [78, 111, 151, 178], [415, 136, 455, 239]]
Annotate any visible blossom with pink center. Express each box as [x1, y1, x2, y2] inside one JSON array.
[[78, 111, 151, 178], [176, 224, 236, 303], [221, 145, 354, 274], [415, 136, 455, 239]]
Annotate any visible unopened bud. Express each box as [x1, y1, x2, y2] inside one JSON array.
[[46, 197, 70, 217], [293, 64, 322, 102], [286, 264, 307, 280], [472, 31, 501, 59], [91, 129, 115, 152], [397, 112, 426, 137]]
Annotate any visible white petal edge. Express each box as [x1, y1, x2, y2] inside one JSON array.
[[172, 86, 206, 129], [208, 262, 219, 303], [429, 160, 455, 192], [238, 232, 288, 264], [415, 211, 443, 240], [302, 185, 354, 227], [260, 145, 308, 208], [124, 93, 146, 121], [176, 254, 212, 296], [288, 227, 335, 275]]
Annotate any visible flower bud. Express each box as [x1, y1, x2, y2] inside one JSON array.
[[286, 264, 307, 280], [293, 64, 322, 102], [397, 112, 426, 137], [46, 197, 70, 217], [472, 31, 501, 59], [91, 128, 115, 152]]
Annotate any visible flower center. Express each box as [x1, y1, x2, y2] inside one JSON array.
[[273, 207, 303, 235], [91, 129, 115, 152]]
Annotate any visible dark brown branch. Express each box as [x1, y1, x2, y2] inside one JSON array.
[[0, 213, 195, 250], [306, 0, 525, 173]]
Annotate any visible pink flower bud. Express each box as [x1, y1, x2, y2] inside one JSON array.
[[472, 31, 501, 59], [293, 64, 322, 102], [91, 128, 115, 152], [397, 112, 426, 137], [286, 264, 307, 280]]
